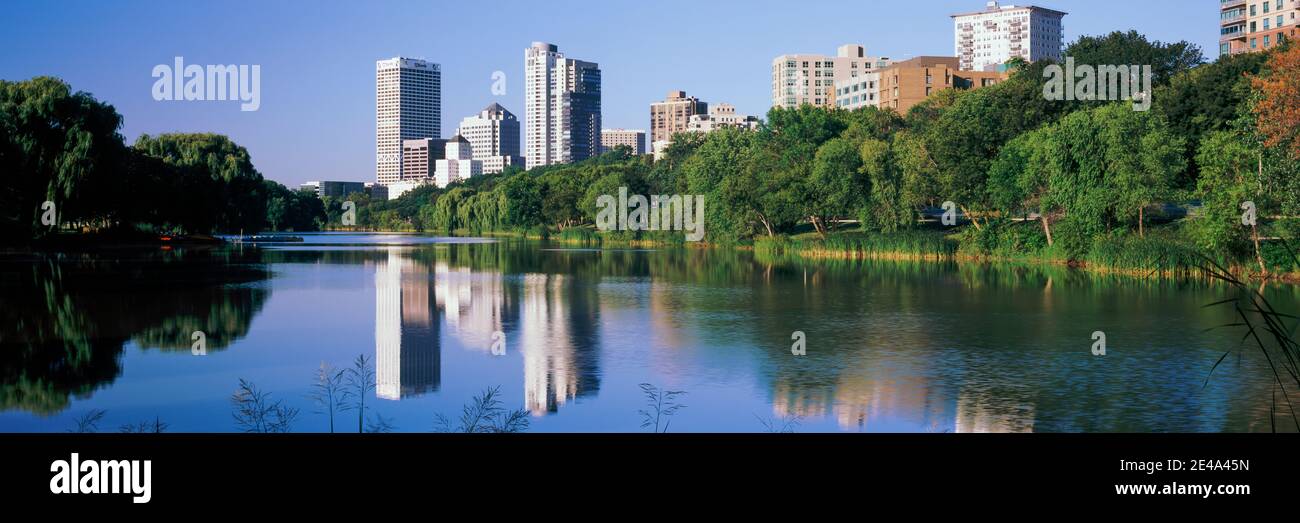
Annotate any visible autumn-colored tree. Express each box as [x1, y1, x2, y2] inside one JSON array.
[[1252, 45, 1300, 159]]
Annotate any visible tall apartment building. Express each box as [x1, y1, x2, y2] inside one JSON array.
[[952, 1, 1066, 72], [456, 103, 524, 174], [772, 44, 892, 109], [649, 91, 708, 146], [401, 138, 446, 182], [434, 135, 482, 189], [875, 56, 1008, 113], [1225, 0, 1300, 55], [601, 129, 647, 155], [376, 57, 441, 185], [524, 42, 602, 168]]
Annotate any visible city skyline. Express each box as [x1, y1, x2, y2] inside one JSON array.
[[0, 0, 1219, 187]]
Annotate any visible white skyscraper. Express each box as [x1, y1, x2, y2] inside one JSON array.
[[952, 1, 1067, 72], [456, 103, 524, 174], [376, 57, 441, 185], [524, 42, 601, 168]]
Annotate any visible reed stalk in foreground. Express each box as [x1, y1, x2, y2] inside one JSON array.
[[1201, 239, 1300, 432]]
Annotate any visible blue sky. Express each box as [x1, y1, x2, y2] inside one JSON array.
[[0, 0, 1218, 187]]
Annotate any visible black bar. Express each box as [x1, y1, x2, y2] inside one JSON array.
[[0, 434, 1285, 509]]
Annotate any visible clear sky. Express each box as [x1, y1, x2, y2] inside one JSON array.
[[0, 0, 1218, 187]]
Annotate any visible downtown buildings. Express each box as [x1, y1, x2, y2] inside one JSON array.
[[1221, 0, 1299, 55], [771, 44, 892, 109], [525, 42, 602, 168], [456, 103, 524, 175], [375, 57, 441, 186], [952, 1, 1066, 71]]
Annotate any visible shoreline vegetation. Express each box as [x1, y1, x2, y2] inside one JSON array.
[[5, 32, 1300, 286]]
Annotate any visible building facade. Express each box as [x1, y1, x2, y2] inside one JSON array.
[[834, 73, 883, 110], [772, 44, 891, 109], [685, 104, 760, 133], [376, 57, 441, 186], [601, 129, 647, 155], [1225, 0, 1300, 55], [525, 42, 602, 168], [952, 1, 1066, 72], [457, 103, 525, 174], [300, 181, 366, 199], [401, 138, 446, 182], [435, 135, 482, 188], [874, 56, 1008, 113], [649, 91, 708, 146]]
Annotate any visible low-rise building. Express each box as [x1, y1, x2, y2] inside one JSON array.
[[686, 104, 760, 133], [300, 181, 366, 199], [434, 135, 482, 188], [601, 129, 647, 155], [873, 56, 1007, 113], [387, 180, 431, 201]]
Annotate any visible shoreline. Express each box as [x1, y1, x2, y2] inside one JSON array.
[[14, 229, 1300, 285]]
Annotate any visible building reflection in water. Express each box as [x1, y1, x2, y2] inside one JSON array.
[[770, 358, 1035, 433], [521, 273, 601, 416], [375, 250, 440, 400], [417, 256, 602, 416], [434, 261, 509, 351]]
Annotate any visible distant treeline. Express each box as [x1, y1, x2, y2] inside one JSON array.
[[5, 31, 1299, 275]]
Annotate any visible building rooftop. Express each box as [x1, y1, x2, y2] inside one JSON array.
[[950, 2, 1068, 18]]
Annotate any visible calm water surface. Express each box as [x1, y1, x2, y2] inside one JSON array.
[[1, 232, 1295, 432]]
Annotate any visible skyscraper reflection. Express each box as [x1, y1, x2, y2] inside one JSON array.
[[375, 250, 440, 400], [521, 273, 601, 415], [434, 261, 510, 350]]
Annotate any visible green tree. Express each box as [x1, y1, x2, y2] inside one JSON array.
[[1066, 30, 1205, 87], [133, 133, 267, 233], [0, 77, 127, 239], [1193, 130, 1267, 271], [807, 137, 865, 236]]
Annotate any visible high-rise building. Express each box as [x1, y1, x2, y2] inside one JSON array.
[[875, 56, 1008, 113], [772, 44, 892, 109], [952, 2, 1066, 72], [649, 91, 708, 146], [525, 42, 602, 168], [1229, 0, 1300, 55], [600, 129, 647, 155], [456, 103, 525, 174], [376, 57, 441, 185], [401, 138, 446, 182], [434, 135, 482, 188]]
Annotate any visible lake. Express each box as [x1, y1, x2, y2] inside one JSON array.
[[1, 232, 1295, 433]]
